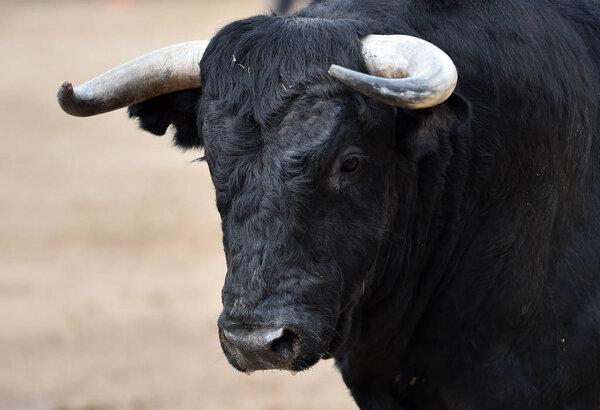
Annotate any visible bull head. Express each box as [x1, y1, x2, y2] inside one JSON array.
[[57, 22, 459, 374]]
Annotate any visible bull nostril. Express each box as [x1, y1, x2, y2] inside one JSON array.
[[269, 328, 299, 358], [219, 325, 303, 371], [220, 328, 231, 345]]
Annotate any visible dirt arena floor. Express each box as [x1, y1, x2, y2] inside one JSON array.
[[0, 1, 356, 409]]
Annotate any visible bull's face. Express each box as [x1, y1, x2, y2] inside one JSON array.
[[202, 95, 397, 372], [57, 14, 459, 375]]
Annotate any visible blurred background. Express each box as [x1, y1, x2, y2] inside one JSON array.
[[0, 0, 355, 409]]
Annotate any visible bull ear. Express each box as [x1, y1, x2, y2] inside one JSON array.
[[398, 93, 470, 159], [128, 89, 203, 149]]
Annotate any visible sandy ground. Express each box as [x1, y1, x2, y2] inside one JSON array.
[[0, 1, 356, 409]]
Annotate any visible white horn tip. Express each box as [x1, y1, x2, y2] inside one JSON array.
[[328, 64, 340, 75]]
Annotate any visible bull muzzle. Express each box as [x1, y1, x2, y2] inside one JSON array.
[[219, 325, 302, 373]]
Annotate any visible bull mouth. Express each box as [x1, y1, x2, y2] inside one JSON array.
[[218, 290, 358, 373], [218, 321, 328, 373], [218, 303, 357, 372], [219, 327, 301, 373], [219, 313, 352, 373]]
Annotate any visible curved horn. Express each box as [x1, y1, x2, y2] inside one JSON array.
[[328, 35, 457, 109], [57, 40, 208, 117]]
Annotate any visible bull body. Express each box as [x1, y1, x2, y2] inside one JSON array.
[[127, 0, 600, 408]]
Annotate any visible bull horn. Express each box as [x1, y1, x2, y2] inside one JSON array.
[[328, 35, 457, 109], [57, 40, 208, 117]]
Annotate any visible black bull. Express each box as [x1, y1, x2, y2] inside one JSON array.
[[64, 0, 600, 408]]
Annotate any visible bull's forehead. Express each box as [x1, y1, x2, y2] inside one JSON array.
[[199, 14, 365, 126], [270, 100, 343, 153], [203, 98, 344, 174], [202, 97, 349, 230]]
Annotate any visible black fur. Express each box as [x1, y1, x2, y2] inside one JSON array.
[[129, 89, 202, 148], [129, 1, 600, 408]]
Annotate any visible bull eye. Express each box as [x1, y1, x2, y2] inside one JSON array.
[[340, 156, 361, 173]]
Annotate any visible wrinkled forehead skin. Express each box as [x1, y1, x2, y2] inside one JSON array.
[[201, 97, 344, 200]]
